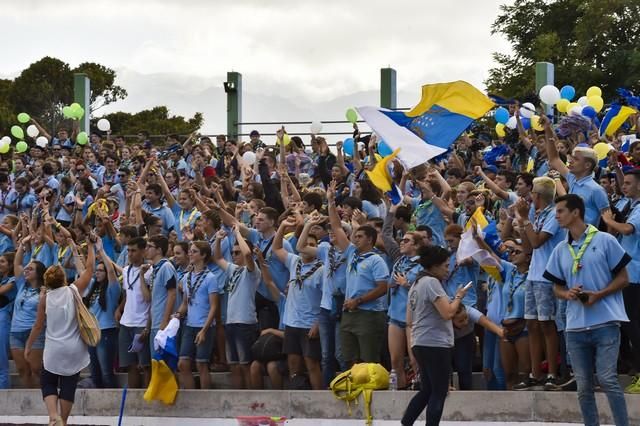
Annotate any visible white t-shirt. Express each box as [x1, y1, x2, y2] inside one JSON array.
[[120, 265, 151, 327]]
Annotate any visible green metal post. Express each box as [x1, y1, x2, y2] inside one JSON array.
[[535, 62, 554, 115], [380, 68, 397, 109], [73, 73, 90, 132], [226, 72, 242, 140]]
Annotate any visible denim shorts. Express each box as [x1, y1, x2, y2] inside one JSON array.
[[10, 330, 45, 350], [118, 325, 150, 368], [179, 326, 215, 363], [225, 323, 258, 365], [524, 280, 556, 321], [388, 318, 407, 329]]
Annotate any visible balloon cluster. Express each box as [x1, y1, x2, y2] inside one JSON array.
[[539, 84, 603, 118], [493, 101, 544, 137], [62, 103, 85, 120]]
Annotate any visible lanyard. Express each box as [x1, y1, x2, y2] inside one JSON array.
[[568, 225, 598, 274], [126, 266, 140, 291], [179, 208, 198, 231]]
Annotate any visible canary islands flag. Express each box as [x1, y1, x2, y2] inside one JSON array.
[[599, 104, 637, 137], [458, 208, 503, 282], [144, 318, 180, 405], [358, 81, 494, 169]]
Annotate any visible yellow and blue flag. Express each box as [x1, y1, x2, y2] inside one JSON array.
[[144, 318, 180, 405], [459, 208, 503, 282], [358, 81, 494, 169], [599, 104, 637, 137]]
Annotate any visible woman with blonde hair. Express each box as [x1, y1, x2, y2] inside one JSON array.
[[25, 239, 95, 426]]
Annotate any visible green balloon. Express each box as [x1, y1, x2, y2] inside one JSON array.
[[15, 141, 28, 153], [10, 125, 24, 140], [17, 113, 30, 124], [0, 141, 9, 154], [62, 106, 73, 118], [76, 106, 85, 119], [345, 108, 358, 124], [76, 131, 88, 145]]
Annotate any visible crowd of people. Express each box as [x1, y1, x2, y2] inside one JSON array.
[[0, 107, 639, 426]]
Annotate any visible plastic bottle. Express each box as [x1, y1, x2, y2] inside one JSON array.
[[389, 369, 398, 391]]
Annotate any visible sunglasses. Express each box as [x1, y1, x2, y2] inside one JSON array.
[[77, 168, 85, 172]]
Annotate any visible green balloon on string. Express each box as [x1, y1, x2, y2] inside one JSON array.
[[345, 108, 358, 124], [70, 104, 83, 120], [15, 141, 28, 153], [11, 125, 24, 140], [76, 131, 88, 145], [17, 113, 30, 124], [62, 106, 73, 118]]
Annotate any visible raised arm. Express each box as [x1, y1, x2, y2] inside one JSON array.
[[541, 114, 569, 176], [254, 247, 280, 301], [474, 166, 509, 200], [233, 225, 255, 272], [74, 236, 96, 294], [273, 218, 295, 265], [296, 215, 323, 257], [382, 206, 401, 263], [327, 180, 350, 251], [213, 229, 230, 271], [157, 168, 177, 208]]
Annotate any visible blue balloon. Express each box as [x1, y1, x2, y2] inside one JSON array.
[[521, 117, 531, 130], [582, 106, 597, 119], [343, 138, 355, 156], [560, 85, 576, 101], [494, 107, 509, 124], [377, 140, 393, 157]]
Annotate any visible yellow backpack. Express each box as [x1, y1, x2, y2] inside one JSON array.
[[329, 363, 389, 425]]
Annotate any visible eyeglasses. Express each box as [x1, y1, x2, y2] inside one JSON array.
[[77, 168, 85, 172]]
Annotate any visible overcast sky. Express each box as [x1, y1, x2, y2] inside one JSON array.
[[1, 0, 513, 136]]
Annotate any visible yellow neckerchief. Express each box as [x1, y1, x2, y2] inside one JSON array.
[[568, 225, 598, 274], [58, 245, 70, 263], [179, 208, 198, 230], [33, 244, 44, 257]]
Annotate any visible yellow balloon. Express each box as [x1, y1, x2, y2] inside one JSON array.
[[277, 133, 291, 146], [586, 86, 602, 98], [593, 142, 611, 161], [587, 95, 604, 112], [531, 115, 544, 131], [566, 102, 579, 113], [556, 99, 570, 113], [495, 123, 506, 137]]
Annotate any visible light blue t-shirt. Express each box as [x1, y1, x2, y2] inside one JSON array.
[[388, 255, 423, 323], [410, 198, 447, 247], [7, 191, 36, 215], [85, 279, 122, 330], [142, 202, 175, 236], [317, 242, 347, 311], [31, 243, 55, 268], [149, 259, 178, 329], [564, 173, 610, 226], [224, 263, 260, 325], [0, 276, 17, 314], [527, 204, 566, 282], [53, 243, 76, 282], [443, 252, 479, 307], [182, 270, 219, 328], [55, 191, 75, 223], [499, 260, 527, 320], [620, 201, 640, 284], [0, 234, 14, 254], [343, 244, 390, 311], [485, 276, 504, 324], [11, 276, 40, 332], [544, 228, 630, 330], [171, 205, 201, 241], [283, 253, 323, 329], [248, 229, 292, 300], [362, 200, 386, 219]]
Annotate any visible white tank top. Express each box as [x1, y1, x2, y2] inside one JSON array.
[[43, 285, 90, 376]]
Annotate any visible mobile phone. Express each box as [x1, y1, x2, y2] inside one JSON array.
[[463, 281, 473, 291], [577, 292, 589, 303]]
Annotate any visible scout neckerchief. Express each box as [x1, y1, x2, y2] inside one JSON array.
[[179, 208, 198, 231], [291, 258, 323, 290], [506, 267, 528, 313], [328, 245, 345, 277], [126, 265, 140, 291], [57, 245, 69, 264], [0, 189, 8, 214], [149, 259, 168, 292], [225, 266, 245, 294], [391, 255, 420, 294], [533, 204, 554, 232], [33, 244, 44, 258], [19, 284, 39, 309], [412, 198, 433, 220], [187, 270, 207, 305], [568, 225, 598, 274], [348, 251, 376, 273]]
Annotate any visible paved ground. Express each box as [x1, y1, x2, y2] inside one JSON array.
[[1, 418, 614, 426]]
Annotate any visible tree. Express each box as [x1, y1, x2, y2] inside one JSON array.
[[486, 0, 640, 100], [98, 106, 203, 142], [74, 62, 127, 112]]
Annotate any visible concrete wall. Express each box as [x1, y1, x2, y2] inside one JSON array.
[[1, 389, 639, 424]]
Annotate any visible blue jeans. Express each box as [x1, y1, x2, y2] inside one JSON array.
[[453, 332, 474, 390], [566, 325, 628, 426], [318, 308, 344, 388], [89, 328, 118, 388], [482, 330, 505, 390], [0, 309, 10, 389]]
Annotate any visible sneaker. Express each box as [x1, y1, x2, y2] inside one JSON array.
[[513, 375, 540, 390], [543, 375, 558, 391], [557, 375, 577, 391], [624, 375, 640, 394]]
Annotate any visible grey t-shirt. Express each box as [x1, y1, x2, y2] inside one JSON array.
[[408, 275, 454, 348]]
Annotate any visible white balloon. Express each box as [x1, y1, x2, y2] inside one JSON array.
[[0, 136, 10, 145], [569, 105, 583, 116], [310, 121, 323, 135], [520, 102, 535, 118], [0, 138, 9, 149], [26, 124, 39, 138], [36, 136, 48, 148], [506, 116, 517, 129], [242, 151, 257, 165], [539, 85, 561, 105], [97, 118, 111, 132], [577, 96, 589, 107]]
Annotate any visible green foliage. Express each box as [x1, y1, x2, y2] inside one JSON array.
[[486, 0, 640, 99], [74, 62, 127, 111], [97, 107, 203, 141]]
